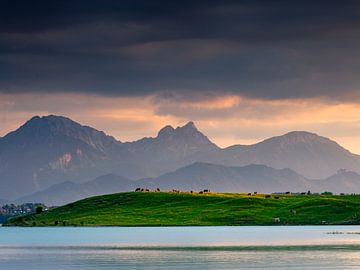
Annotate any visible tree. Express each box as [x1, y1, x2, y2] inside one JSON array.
[[36, 206, 43, 214]]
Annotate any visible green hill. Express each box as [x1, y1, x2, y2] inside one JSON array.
[[5, 192, 360, 226]]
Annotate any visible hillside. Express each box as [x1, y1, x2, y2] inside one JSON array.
[[17, 162, 315, 205], [210, 131, 360, 179], [18, 162, 360, 206], [139, 162, 314, 193], [17, 174, 135, 206], [125, 121, 219, 176], [2, 115, 360, 201], [0, 115, 134, 199], [6, 192, 360, 226]]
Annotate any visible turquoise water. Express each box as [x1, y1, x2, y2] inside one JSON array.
[[2, 226, 360, 269]]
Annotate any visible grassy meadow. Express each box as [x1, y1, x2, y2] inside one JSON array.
[[5, 191, 360, 226]]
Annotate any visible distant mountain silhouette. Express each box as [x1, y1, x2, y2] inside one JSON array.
[[19, 162, 360, 206], [17, 174, 134, 206], [315, 169, 360, 194], [207, 131, 360, 178], [17, 162, 313, 205], [1, 115, 360, 200], [0, 199, 8, 205], [125, 121, 219, 176], [0, 115, 134, 199], [139, 162, 315, 193]]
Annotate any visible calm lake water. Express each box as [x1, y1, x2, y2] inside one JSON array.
[[2, 226, 360, 269]]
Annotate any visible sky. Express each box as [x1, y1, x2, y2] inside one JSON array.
[[2, 0, 360, 153]]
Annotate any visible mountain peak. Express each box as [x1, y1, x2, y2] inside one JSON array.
[[178, 121, 196, 129], [283, 131, 319, 139], [183, 121, 196, 128], [157, 125, 175, 137], [22, 114, 80, 130], [3, 114, 120, 151], [262, 131, 328, 146], [157, 121, 199, 138]]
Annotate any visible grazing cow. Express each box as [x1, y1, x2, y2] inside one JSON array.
[[140, 188, 144, 192], [301, 192, 306, 195], [273, 217, 281, 223], [274, 196, 279, 199], [265, 195, 271, 198], [199, 191, 203, 194], [156, 188, 160, 192], [203, 189, 209, 193], [253, 192, 257, 195], [135, 188, 141, 192], [285, 192, 291, 195], [145, 188, 150, 192], [190, 190, 193, 194], [247, 193, 252, 196]]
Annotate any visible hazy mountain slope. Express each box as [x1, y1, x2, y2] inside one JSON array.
[[0, 115, 135, 199], [140, 162, 315, 193], [20, 162, 360, 206], [19, 162, 314, 205], [125, 122, 219, 176], [210, 131, 360, 178], [0, 199, 8, 205], [314, 170, 360, 194], [0, 116, 219, 200], [2, 115, 360, 201], [17, 174, 135, 206]]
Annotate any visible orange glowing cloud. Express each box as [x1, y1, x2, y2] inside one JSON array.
[[2, 92, 360, 154]]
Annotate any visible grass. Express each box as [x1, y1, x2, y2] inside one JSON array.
[[5, 192, 360, 226]]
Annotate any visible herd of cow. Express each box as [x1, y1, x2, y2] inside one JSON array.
[[134, 188, 211, 194], [133, 189, 291, 199], [134, 188, 160, 192]]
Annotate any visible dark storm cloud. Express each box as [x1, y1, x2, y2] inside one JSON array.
[[1, 0, 360, 100]]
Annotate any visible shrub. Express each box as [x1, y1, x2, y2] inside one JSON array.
[[36, 206, 43, 214]]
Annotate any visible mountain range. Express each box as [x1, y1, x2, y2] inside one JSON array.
[[17, 163, 360, 206], [1, 115, 360, 203]]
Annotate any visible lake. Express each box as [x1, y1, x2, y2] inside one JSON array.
[[2, 226, 360, 269]]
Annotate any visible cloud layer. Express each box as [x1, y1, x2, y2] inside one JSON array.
[[1, 0, 360, 100]]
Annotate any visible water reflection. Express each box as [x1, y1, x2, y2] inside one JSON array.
[[1, 247, 360, 269], [2, 226, 360, 269]]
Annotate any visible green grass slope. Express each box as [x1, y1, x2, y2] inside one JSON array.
[[5, 192, 360, 226]]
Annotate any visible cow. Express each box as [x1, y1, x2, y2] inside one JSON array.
[[253, 192, 257, 195], [199, 191, 203, 194], [156, 188, 160, 192], [274, 196, 279, 199], [247, 193, 252, 196], [135, 188, 141, 192], [265, 195, 271, 198], [273, 217, 281, 223], [203, 189, 210, 193]]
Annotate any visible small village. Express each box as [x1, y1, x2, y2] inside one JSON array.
[[0, 203, 47, 224]]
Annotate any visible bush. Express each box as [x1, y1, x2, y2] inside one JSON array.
[[36, 206, 43, 214]]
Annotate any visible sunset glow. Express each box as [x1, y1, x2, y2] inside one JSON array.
[[1, 93, 360, 153]]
